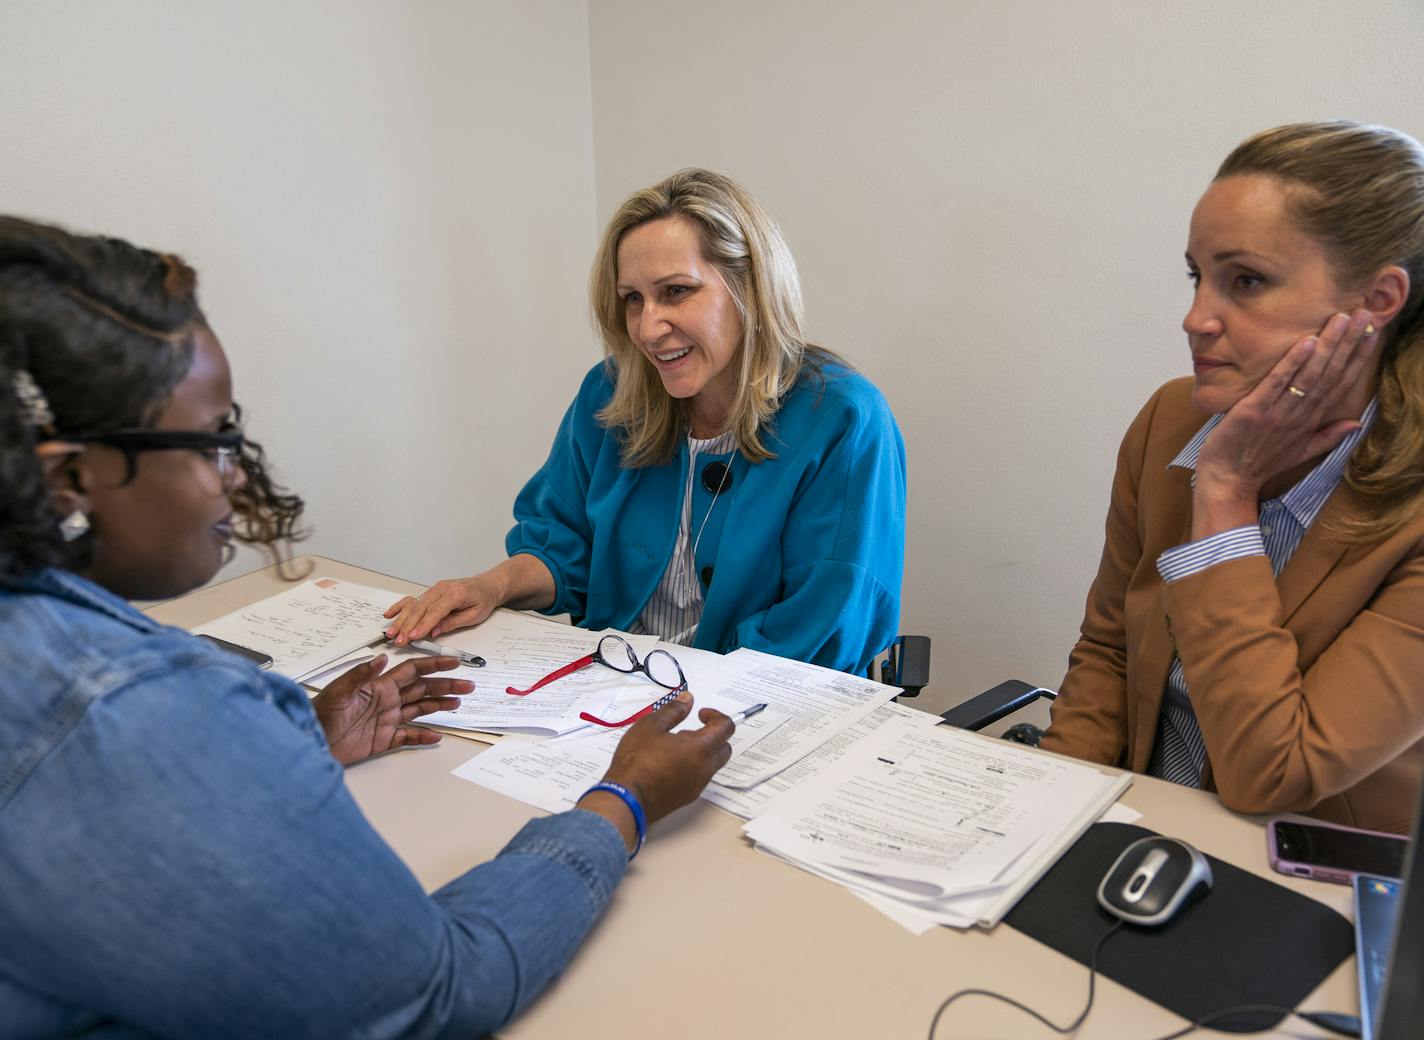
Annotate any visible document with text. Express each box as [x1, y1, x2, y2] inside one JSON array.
[[700, 700, 941, 819], [744, 717, 1129, 927], [451, 692, 791, 813], [192, 578, 393, 679], [696, 648, 903, 789]]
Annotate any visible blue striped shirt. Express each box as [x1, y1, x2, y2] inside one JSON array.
[[1147, 399, 1378, 787]]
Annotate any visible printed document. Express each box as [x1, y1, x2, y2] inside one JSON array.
[[744, 717, 1129, 925], [451, 692, 790, 813], [698, 649, 902, 788], [701, 700, 941, 819]]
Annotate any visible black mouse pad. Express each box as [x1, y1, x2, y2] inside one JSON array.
[[1004, 822, 1355, 1032]]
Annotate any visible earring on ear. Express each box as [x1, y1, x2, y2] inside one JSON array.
[[58, 510, 90, 542]]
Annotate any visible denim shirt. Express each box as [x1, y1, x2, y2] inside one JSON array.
[[0, 569, 627, 1039]]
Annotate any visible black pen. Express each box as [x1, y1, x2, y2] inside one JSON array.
[[728, 703, 768, 723]]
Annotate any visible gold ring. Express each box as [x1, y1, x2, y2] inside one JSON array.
[[1286, 385, 1308, 399]]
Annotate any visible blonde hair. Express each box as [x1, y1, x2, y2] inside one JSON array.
[[590, 168, 836, 466], [1218, 122, 1424, 542]]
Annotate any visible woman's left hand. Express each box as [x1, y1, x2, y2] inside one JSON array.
[[312, 654, 473, 766], [1192, 309, 1379, 539]]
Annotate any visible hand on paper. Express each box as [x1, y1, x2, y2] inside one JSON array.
[[578, 692, 735, 850], [1192, 309, 1378, 539], [313, 654, 473, 765], [383, 575, 500, 643], [383, 556, 556, 643]]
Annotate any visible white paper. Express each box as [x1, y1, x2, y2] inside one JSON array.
[[414, 616, 662, 734], [451, 692, 790, 813], [828, 793, 1140, 934], [697, 649, 903, 789], [758, 845, 973, 932], [193, 578, 395, 679], [701, 700, 940, 819], [1101, 801, 1143, 825], [745, 719, 1120, 899], [651, 641, 757, 699]]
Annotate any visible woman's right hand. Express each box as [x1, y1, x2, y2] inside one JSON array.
[[578, 692, 735, 848], [1191, 308, 1378, 540], [383, 573, 502, 644], [385, 556, 557, 644]]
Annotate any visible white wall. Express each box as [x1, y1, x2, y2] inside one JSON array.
[[6, 1, 1423, 718], [1, 0, 598, 591], [588, 0, 1424, 714]]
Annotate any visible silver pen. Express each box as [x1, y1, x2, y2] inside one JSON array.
[[410, 639, 486, 668], [728, 703, 768, 723], [369, 634, 485, 668]]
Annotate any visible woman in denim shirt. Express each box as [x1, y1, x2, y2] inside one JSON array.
[[0, 216, 734, 1039]]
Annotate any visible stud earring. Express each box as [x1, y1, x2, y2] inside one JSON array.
[[58, 510, 90, 542]]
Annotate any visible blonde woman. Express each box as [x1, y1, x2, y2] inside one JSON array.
[[386, 169, 906, 674], [1042, 122, 1424, 833]]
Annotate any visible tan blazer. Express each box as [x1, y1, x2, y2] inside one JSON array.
[[1040, 378, 1424, 834]]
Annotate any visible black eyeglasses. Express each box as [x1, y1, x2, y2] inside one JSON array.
[[65, 425, 246, 489], [504, 634, 688, 728], [506, 633, 687, 695]]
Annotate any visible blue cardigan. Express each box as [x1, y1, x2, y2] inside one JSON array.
[[507, 360, 906, 674]]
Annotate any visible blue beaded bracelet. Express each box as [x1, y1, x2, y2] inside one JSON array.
[[583, 781, 647, 860]]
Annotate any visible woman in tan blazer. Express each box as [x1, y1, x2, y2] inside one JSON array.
[[1040, 122, 1424, 834]]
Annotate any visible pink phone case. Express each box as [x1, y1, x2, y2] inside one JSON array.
[[1266, 814, 1406, 885]]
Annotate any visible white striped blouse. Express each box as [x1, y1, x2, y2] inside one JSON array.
[[629, 429, 738, 646]]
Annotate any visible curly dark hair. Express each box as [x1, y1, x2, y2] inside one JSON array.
[[0, 216, 305, 584]]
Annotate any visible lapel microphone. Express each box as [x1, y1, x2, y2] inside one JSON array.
[[701, 461, 734, 495]]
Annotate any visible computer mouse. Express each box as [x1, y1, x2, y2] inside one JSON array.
[[1097, 836, 1214, 927]]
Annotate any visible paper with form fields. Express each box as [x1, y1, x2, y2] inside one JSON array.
[[744, 718, 1130, 927], [192, 578, 393, 679], [845, 801, 1146, 934], [451, 692, 791, 813], [700, 700, 941, 819], [697, 649, 902, 788]]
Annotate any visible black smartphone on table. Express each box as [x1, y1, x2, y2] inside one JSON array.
[[1267, 815, 1408, 884], [197, 634, 275, 670]]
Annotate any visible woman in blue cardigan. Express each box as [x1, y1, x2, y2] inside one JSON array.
[[387, 169, 906, 674]]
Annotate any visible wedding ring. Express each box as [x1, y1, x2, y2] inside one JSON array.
[[1286, 385, 1308, 399]]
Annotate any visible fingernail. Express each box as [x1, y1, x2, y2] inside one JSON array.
[[677, 691, 692, 703]]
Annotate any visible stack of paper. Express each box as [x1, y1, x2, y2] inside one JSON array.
[[700, 699, 943, 819], [743, 717, 1130, 929]]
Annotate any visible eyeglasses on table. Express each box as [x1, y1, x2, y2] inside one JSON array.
[[506, 633, 688, 728]]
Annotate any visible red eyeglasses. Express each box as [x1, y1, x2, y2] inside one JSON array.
[[506, 633, 688, 728]]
